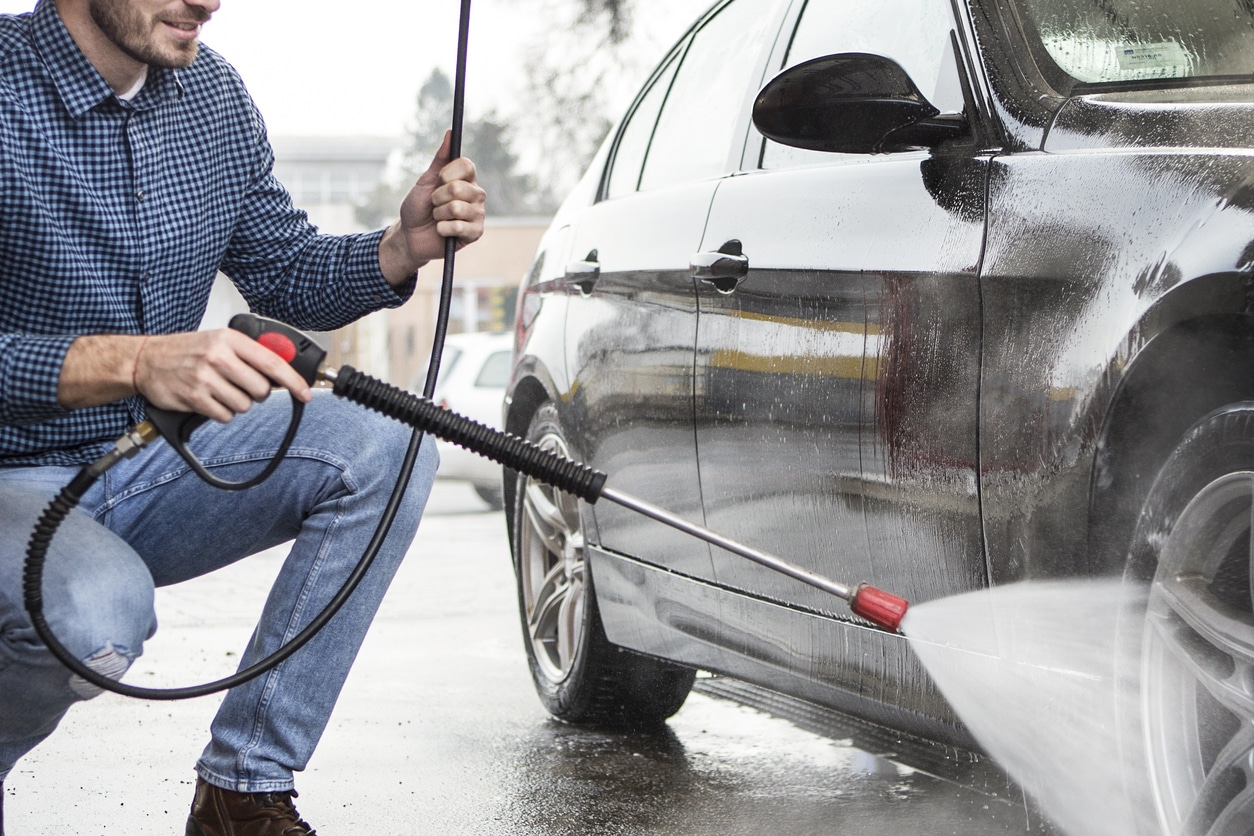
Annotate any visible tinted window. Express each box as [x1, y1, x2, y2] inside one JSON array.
[[605, 54, 681, 200], [475, 350, 512, 388], [637, 0, 782, 192], [1012, 0, 1254, 84], [762, 0, 964, 169]]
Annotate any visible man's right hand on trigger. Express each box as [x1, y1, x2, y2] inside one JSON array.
[[58, 330, 313, 421], [135, 330, 314, 423]]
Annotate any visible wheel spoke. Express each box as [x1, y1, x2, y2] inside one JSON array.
[[529, 561, 569, 637], [1206, 782, 1254, 836], [524, 478, 567, 531], [556, 573, 586, 672], [1154, 575, 1254, 719], [1178, 724, 1254, 836], [1207, 722, 1254, 782], [1152, 472, 1254, 722], [523, 481, 569, 557]]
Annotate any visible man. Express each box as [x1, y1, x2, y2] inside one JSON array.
[[0, 0, 487, 833]]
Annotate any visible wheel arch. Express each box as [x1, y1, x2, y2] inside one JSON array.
[[1089, 273, 1254, 578]]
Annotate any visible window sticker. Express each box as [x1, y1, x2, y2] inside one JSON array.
[[1041, 35, 1195, 83], [1116, 41, 1192, 75]]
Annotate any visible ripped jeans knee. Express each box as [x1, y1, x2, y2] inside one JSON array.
[[68, 640, 139, 700], [0, 481, 156, 775]]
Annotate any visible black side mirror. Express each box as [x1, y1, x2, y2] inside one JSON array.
[[753, 53, 966, 154]]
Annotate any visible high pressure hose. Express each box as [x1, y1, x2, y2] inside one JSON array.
[[328, 366, 608, 502], [20, 0, 476, 701]]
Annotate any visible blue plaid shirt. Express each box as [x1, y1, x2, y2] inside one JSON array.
[[0, 1, 413, 466]]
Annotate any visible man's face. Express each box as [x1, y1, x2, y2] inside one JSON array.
[[87, 0, 215, 69]]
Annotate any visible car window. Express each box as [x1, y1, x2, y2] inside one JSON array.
[[605, 54, 681, 200], [475, 350, 512, 388], [761, 0, 965, 169], [1011, 0, 1254, 85], [439, 346, 463, 375], [636, 0, 782, 192]]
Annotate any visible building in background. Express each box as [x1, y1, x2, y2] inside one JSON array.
[[201, 136, 548, 390]]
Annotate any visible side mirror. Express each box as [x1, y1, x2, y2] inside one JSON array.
[[752, 53, 966, 154]]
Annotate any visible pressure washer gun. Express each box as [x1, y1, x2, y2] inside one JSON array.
[[96, 314, 910, 632], [245, 316, 907, 630]]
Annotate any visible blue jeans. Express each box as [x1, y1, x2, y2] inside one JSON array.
[[0, 391, 436, 792]]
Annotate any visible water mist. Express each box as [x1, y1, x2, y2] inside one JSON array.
[[903, 579, 1159, 836]]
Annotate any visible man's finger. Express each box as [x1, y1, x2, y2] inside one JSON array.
[[231, 332, 313, 402]]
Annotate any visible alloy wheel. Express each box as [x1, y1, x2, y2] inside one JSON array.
[[518, 428, 588, 684], [1144, 471, 1254, 836]]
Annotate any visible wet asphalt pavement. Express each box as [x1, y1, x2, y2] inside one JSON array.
[[5, 482, 1059, 835]]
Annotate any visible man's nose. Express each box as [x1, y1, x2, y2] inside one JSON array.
[[184, 0, 221, 16]]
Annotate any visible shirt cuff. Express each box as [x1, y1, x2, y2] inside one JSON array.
[[0, 335, 75, 425], [343, 229, 417, 309]]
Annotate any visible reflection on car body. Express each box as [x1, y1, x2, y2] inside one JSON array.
[[503, 1, 1254, 832]]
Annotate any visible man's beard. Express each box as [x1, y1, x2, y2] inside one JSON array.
[[88, 1, 205, 69]]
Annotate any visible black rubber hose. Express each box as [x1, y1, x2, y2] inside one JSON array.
[[425, 0, 473, 398], [332, 365, 608, 503], [20, 439, 422, 700], [22, 468, 98, 623]]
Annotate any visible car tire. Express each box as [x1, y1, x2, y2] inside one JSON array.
[[1125, 402, 1254, 836], [511, 402, 695, 728]]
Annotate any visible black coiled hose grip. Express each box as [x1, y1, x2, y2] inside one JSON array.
[[332, 365, 608, 504], [23, 468, 99, 665]]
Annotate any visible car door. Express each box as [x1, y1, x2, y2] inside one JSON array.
[[563, 0, 785, 583], [695, 0, 991, 613]]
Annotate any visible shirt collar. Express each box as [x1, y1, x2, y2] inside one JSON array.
[[31, 0, 185, 119]]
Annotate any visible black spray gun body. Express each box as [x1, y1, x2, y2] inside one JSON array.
[[23, 314, 907, 701], [143, 315, 326, 491]]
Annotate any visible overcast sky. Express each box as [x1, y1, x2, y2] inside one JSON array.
[[0, 0, 709, 139]]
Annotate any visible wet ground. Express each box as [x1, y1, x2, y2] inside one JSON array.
[[5, 482, 1059, 835]]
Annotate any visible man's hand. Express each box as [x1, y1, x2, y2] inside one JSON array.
[[58, 330, 313, 423], [378, 131, 487, 285]]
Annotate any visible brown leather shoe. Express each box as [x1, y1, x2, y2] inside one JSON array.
[[186, 777, 317, 836]]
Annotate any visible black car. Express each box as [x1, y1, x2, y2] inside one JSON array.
[[503, 0, 1254, 832]]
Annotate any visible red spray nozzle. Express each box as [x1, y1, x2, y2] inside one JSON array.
[[849, 583, 909, 631]]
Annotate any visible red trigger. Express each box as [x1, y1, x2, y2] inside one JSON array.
[[258, 332, 298, 363]]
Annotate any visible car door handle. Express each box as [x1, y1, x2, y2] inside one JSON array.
[[564, 249, 600, 295], [692, 240, 748, 294]]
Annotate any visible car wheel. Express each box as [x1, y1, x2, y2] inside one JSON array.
[[473, 484, 505, 511], [512, 402, 695, 728], [1126, 403, 1254, 836]]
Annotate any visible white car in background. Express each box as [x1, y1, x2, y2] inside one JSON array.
[[426, 331, 514, 509]]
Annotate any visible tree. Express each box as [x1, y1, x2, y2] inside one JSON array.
[[401, 67, 455, 175], [511, 0, 675, 203], [574, 0, 635, 45], [358, 0, 663, 228], [356, 68, 554, 229]]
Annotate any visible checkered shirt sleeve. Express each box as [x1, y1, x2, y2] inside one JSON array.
[[0, 3, 413, 466]]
